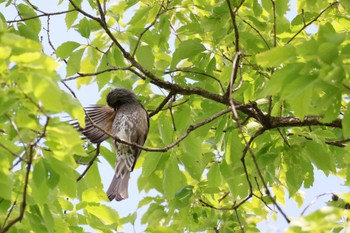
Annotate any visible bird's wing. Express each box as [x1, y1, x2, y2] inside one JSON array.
[[72, 105, 116, 143]]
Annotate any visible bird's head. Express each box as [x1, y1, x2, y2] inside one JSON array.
[[106, 88, 139, 108]]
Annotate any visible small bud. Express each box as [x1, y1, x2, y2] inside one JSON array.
[[332, 194, 339, 201]]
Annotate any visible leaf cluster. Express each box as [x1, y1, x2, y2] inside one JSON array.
[[1, 0, 350, 232]]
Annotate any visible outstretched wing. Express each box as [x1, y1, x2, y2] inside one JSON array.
[[72, 105, 116, 143]]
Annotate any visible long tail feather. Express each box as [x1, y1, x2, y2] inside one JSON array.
[[106, 172, 130, 201]]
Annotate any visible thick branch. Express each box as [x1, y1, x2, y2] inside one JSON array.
[[269, 116, 342, 129]]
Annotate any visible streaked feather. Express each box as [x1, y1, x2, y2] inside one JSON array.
[[72, 105, 116, 143]]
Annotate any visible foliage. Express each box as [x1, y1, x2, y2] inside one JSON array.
[[0, 0, 350, 232]]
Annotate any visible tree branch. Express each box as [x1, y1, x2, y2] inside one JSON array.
[[149, 91, 174, 117], [6, 9, 75, 23], [77, 143, 101, 181], [240, 17, 270, 49], [286, 1, 339, 44]]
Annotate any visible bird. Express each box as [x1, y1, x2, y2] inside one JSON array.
[[73, 88, 149, 201]]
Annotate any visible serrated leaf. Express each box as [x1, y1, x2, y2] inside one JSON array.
[[74, 18, 91, 38], [85, 204, 120, 226], [163, 156, 186, 198], [66, 48, 84, 76], [180, 134, 204, 180], [17, 3, 41, 35], [142, 152, 162, 177], [158, 113, 173, 145], [66, 1, 81, 29], [46, 156, 77, 198], [207, 163, 222, 188], [135, 45, 154, 70], [84, 162, 103, 190], [225, 130, 244, 165], [170, 38, 205, 69], [256, 46, 296, 67], [303, 141, 336, 174], [56, 41, 81, 59]]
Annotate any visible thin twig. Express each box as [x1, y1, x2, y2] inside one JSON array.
[[62, 67, 131, 82], [132, 2, 165, 57], [165, 68, 225, 93], [234, 209, 245, 232], [6, 9, 75, 23], [240, 17, 270, 49], [77, 144, 101, 181], [300, 193, 334, 216], [226, 0, 245, 52], [0, 146, 34, 233], [286, 1, 339, 44], [199, 199, 235, 211], [5, 115, 28, 156], [68, 0, 100, 22], [0, 142, 21, 160]]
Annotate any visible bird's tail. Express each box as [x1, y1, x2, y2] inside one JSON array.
[[106, 172, 130, 201]]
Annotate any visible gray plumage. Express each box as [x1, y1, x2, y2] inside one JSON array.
[[74, 88, 149, 201]]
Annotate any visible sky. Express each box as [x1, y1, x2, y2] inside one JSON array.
[[1, 1, 349, 232]]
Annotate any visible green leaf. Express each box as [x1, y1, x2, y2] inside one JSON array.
[[17, 3, 41, 37], [163, 155, 186, 199], [10, 51, 41, 63], [170, 38, 206, 69], [288, 84, 313, 119], [74, 18, 91, 38], [66, 48, 84, 76], [82, 188, 107, 202], [43, 204, 55, 233], [1, 33, 42, 52], [142, 152, 163, 177], [173, 104, 191, 131], [29, 75, 64, 112], [285, 147, 314, 196], [225, 130, 245, 165], [85, 204, 120, 226], [174, 185, 193, 208], [158, 113, 173, 145], [175, 185, 193, 201], [180, 134, 204, 180], [135, 45, 154, 70], [0, 153, 13, 200], [318, 42, 338, 64], [343, 103, 350, 138], [275, 0, 289, 16], [207, 163, 222, 188], [83, 162, 103, 189], [303, 141, 336, 174], [256, 46, 296, 67], [31, 159, 50, 205], [56, 41, 81, 59], [66, 1, 81, 29], [46, 156, 77, 198]]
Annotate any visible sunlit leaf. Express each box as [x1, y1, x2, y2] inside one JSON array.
[[163, 155, 186, 199], [56, 41, 81, 59]]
